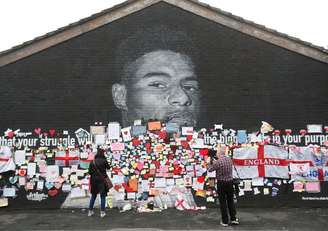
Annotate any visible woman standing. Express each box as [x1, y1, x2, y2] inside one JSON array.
[[88, 148, 110, 218]]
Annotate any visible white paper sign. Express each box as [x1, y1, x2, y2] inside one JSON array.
[[141, 180, 150, 191], [154, 178, 166, 188], [182, 127, 194, 136], [27, 163, 36, 177], [37, 180, 44, 191], [244, 180, 252, 191], [252, 177, 264, 186], [62, 183, 72, 192], [121, 127, 132, 142], [3, 187, 16, 197], [307, 124, 322, 133], [127, 192, 136, 199], [14, 150, 26, 165], [46, 165, 59, 182], [95, 134, 106, 145], [18, 176, 26, 186], [70, 187, 86, 199], [290, 163, 310, 175], [108, 122, 121, 140], [112, 174, 125, 184], [166, 178, 175, 186]]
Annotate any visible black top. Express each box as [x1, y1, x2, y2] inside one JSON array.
[[88, 156, 110, 194]]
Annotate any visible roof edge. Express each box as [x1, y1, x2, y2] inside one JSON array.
[[0, 0, 327, 67]]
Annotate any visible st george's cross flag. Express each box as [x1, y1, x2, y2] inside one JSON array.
[[232, 145, 289, 179], [55, 149, 79, 167], [289, 146, 328, 181]]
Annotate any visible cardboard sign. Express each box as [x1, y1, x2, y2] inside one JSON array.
[[148, 121, 161, 131], [0, 197, 8, 207], [90, 126, 106, 135]]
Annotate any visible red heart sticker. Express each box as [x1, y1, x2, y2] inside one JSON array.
[[34, 128, 41, 135], [48, 189, 58, 197], [299, 129, 307, 135], [285, 129, 292, 135], [18, 169, 27, 176], [273, 130, 281, 136], [49, 129, 56, 137], [197, 175, 205, 183], [7, 131, 15, 138], [199, 149, 209, 156]]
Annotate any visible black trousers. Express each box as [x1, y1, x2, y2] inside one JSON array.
[[217, 181, 237, 224]]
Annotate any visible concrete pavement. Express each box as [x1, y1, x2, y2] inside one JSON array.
[[0, 207, 327, 231]]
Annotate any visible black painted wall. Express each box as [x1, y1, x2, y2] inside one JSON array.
[[1, 2, 328, 208], [0, 2, 327, 132]]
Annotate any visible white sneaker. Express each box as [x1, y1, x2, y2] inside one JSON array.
[[87, 210, 94, 217], [231, 218, 239, 225], [220, 221, 229, 227], [100, 211, 106, 218]]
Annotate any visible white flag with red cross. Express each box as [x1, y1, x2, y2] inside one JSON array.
[[232, 145, 289, 179], [0, 146, 15, 173], [55, 149, 79, 167], [289, 146, 327, 181]]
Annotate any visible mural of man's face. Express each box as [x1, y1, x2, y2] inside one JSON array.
[[112, 50, 201, 127]]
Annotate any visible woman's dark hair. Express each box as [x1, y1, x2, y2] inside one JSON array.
[[95, 148, 105, 158]]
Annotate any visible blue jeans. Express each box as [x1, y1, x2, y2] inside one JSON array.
[[88, 192, 107, 211]]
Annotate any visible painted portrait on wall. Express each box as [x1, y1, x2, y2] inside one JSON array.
[[0, 1, 327, 132]]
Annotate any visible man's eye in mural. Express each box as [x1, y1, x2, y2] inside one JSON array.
[[148, 81, 167, 89], [182, 83, 199, 92]]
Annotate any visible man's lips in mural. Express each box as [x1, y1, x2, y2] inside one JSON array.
[[165, 111, 195, 126]]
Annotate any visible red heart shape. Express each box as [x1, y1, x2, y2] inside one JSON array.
[[124, 131, 128, 135], [273, 130, 281, 136], [34, 128, 41, 135], [48, 189, 58, 197], [285, 129, 292, 135], [299, 129, 307, 135], [7, 131, 15, 138], [18, 169, 27, 176], [200, 149, 209, 156], [197, 175, 205, 183], [49, 129, 56, 137]]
